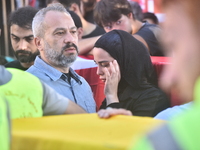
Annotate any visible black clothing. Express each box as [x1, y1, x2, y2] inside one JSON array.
[[95, 30, 170, 117], [100, 85, 170, 117], [84, 10, 95, 24], [136, 22, 164, 56], [5, 60, 28, 71], [82, 26, 105, 39]]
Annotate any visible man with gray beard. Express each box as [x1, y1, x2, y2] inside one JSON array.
[[26, 3, 96, 113]]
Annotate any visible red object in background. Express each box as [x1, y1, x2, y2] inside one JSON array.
[[151, 56, 171, 78], [75, 67, 105, 111], [29, 0, 36, 7], [151, 56, 182, 106], [75, 56, 182, 111]]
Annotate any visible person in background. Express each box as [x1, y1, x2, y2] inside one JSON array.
[[93, 0, 164, 56], [0, 56, 8, 65], [27, 3, 96, 113], [68, 10, 83, 40], [81, 0, 97, 24], [93, 30, 170, 117], [143, 12, 159, 25], [55, 0, 105, 39], [99, 0, 200, 149], [77, 0, 164, 57], [154, 102, 192, 120], [128, 1, 143, 22], [5, 6, 39, 71]]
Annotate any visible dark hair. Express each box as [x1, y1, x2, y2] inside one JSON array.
[[9, 6, 38, 30], [94, 30, 155, 89], [57, 0, 81, 8], [0, 56, 8, 65], [68, 10, 82, 28], [94, 0, 133, 27], [143, 12, 158, 24], [128, 1, 143, 21]]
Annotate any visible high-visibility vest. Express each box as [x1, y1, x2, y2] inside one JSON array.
[[0, 68, 43, 119], [0, 96, 10, 150], [130, 77, 200, 150]]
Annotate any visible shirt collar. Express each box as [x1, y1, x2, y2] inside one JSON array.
[[34, 56, 81, 84]]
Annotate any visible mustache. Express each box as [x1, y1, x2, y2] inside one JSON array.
[[15, 50, 31, 55], [62, 43, 78, 52]]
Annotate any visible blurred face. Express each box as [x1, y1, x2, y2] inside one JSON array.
[[93, 47, 121, 82], [39, 11, 79, 68], [10, 24, 39, 63], [103, 14, 133, 34], [160, 5, 200, 102]]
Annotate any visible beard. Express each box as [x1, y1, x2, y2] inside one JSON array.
[[14, 49, 40, 63], [43, 41, 78, 68]]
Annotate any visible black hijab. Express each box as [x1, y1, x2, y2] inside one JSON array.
[[94, 30, 156, 90]]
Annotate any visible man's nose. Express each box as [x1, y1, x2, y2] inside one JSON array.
[[19, 40, 28, 50], [112, 25, 120, 30], [64, 33, 76, 43]]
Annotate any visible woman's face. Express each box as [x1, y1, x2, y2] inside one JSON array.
[[93, 47, 121, 82]]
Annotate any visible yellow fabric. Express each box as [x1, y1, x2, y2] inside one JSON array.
[[0, 68, 43, 119], [11, 114, 164, 150], [0, 97, 10, 150]]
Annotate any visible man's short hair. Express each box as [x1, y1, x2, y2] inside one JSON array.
[[9, 6, 38, 30], [32, 3, 70, 38], [58, 0, 81, 8], [129, 1, 143, 21], [143, 12, 159, 25], [94, 0, 133, 27]]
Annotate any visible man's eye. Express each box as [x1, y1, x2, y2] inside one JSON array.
[[56, 32, 64, 35], [104, 25, 112, 30], [26, 38, 34, 42], [71, 30, 77, 34], [12, 36, 19, 42], [116, 20, 121, 25]]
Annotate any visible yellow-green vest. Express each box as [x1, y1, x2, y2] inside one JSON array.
[[130, 77, 200, 150], [0, 68, 43, 119], [0, 96, 10, 150]]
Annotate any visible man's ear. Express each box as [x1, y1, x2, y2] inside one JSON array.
[[69, 3, 80, 14], [127, 13, 134, 19], [77, 27, 83, 40], [34, 37, 43, 51]]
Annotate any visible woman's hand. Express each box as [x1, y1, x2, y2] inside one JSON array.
[[103, 60, 121, 105], [98, 108, 133, 118]]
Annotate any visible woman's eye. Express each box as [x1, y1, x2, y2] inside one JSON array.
[[100, 62, 110, 67]]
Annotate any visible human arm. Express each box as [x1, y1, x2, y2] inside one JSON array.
[[64, 100, 87, 114], [42, 82, 87, 115], [78, 35, 101, 55]]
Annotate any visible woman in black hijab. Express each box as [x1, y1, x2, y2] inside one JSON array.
[[93, 30, 170, 117]]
